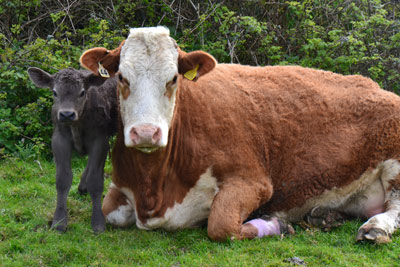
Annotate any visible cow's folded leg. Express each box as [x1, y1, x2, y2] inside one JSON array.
[[102, 184, 136, 227], [357, 195, 400, 244], [207, 178, 274, 241], [306, 206, 346, 231], [355, 159, 400, 244], [244, 216, 295, 238]]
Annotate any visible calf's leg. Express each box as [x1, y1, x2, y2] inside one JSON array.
[[51, 131, 73, 232], [77, 165, 88, 195], [85, 135, 109, 233]]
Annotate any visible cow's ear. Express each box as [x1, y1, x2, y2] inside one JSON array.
[[178, 48, 217, 81], [27, 67, 54, 88], [80, 40, 125, 78]]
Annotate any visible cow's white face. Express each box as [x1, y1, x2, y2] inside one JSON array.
[[80, 26, 217, 153], [118, 27, 179, 152]]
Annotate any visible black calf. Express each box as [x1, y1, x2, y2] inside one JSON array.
[[28, 67, 117, 232]]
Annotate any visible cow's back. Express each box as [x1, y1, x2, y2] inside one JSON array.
[[178, 64, 400, 213]]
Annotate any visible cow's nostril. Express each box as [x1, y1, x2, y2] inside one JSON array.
[[130, 128, 139, 143], [152, 127, 162, 143]]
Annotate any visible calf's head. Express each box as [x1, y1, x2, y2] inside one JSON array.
[[27, 67, 106, 123], [80, 26, 216, 153]]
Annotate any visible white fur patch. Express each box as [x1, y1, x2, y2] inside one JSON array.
[[360, 206, 400, 236], [104, 183, 137, 227], [136, 167, 219, 230], [118, 26, 179, 147], [275, 159, 400, 222], [105, 204, 136, 227]]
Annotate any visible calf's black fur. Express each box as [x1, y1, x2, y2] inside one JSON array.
[[28, 67, 117, 232]]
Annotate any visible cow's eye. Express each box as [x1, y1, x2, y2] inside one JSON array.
[[172, 75, 178, 84], [79, 89, 85, 97], [52, 90, 57, 97], [118, 73, 123, 82], [166, 75, 178, 90]]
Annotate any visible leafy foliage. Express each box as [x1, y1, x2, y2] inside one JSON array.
[[1, 0, 399, 158]]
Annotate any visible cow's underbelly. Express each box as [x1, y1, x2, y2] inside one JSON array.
[[124, 167, 219, 230], [274, 159, 400, 222]]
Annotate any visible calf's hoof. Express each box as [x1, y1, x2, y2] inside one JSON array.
[[356, 225, 391, 244], [78, 187, 88, 195], [92, 222, 106, 233], [51, 218, 67, 232], [92, 216, 106, 233]]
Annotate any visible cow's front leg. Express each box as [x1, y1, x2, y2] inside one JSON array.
[[51, 131, 73, 232], [355, 160, 400, 243], [102, 184, 136, 227], [357, 192, 400, 243], [207, 177, 278, 241], [86, 135, 109, 233]]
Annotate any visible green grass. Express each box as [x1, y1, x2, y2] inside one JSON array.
[[1, 157, 400, 266]]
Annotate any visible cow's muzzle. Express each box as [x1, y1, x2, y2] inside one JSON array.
[[130, 124, 162, 153]]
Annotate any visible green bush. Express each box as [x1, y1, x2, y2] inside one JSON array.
[[1, 0, 399, 159]]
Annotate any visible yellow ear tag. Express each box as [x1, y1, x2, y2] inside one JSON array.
[[184, 64, 199, 81], [98, 62, 110, 78]]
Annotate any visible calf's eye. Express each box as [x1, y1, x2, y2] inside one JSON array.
[[79, 89, 85, 97], [52, 90, 57, 97]]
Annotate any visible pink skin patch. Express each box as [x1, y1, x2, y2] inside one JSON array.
[[245, 218, 281, 238], [366, 205, 385, 218]]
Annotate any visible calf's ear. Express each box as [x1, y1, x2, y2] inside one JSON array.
[[80, 40, 125, 78], [83, 73, 107, 90], [178, 49, 217, 81], [27, 67, 54, 88]]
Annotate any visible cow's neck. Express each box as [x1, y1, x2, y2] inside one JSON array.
[[113, 87, 208, 222], [113, 122, 174, 220]]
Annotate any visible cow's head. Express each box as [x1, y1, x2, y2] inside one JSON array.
[[27, 67, 106, 123], [80, 27, 216, 153]]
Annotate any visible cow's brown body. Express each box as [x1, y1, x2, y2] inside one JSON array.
[[104, 64, 400, 237], [81, 27, 400, 242]]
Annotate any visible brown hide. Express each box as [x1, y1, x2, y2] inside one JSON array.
[[80, 41, 125, 77], [178, 48, 217, 79], [110, 64, 400, 223]]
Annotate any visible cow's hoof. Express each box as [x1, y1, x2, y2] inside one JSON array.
[[278, 218, 295, 235], [306, 206, 345, 231], [260, 215, 295, 235], [356, 226, 391, 244]]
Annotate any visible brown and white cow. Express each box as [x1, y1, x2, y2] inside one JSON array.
[[80, 26, 400, 242]]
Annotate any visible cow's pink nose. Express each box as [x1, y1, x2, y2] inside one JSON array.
[[130, 125, 162, 145]]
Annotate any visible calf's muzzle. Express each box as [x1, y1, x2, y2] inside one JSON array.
[[58, 110, 77, 122]]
